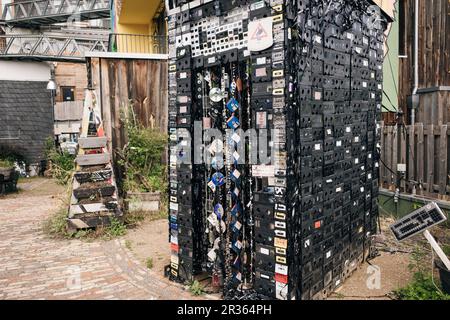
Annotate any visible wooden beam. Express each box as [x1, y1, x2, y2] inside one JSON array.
[[439, 125, 448, 197], [426, 124, 435, 193], [78, 137, 107, 149], [416, 123, 424, 194], [76, 153, 110, 166]]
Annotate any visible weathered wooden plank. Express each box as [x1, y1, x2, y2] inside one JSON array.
[[78, 137, 107, 149], [380, 122, 386, 185], [416, 123, 425, 194], [385, 126, 393, 187], [100, 58, 113, 154], [74, 169, 112, 184], [76, 153, 111, 166], [439, 125, 448, 196], [392, 125, 398, 186], [408, 125, 416, 185], [426, 125, 435, 193], [399, 126, 407, 190], [69, 203, 117, 216]]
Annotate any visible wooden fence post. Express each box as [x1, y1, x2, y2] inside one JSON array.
[[439, 125, 448, 199], [416, 123, 424, 195]]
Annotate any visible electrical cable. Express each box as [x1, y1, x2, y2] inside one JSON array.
[[431, 245, 444, 295]]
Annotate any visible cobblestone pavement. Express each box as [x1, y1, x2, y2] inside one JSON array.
[[0, 179, 204, 300]]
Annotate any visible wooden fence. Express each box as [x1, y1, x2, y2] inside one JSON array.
[[54, 101, 84, 121], [88, 57, 168, 155], [380, 122, 450, 200]]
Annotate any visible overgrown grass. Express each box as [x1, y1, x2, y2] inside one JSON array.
[[43, 207, 70, 238], [123, 209, 147, 226], [393, 272, 450, 300], [443, 244, 450, 257], [43, 201, 163, 241], [105, 217, 127, 238], [392, 245, 450, 300], [117, 106, 167, 194], [44, 137, 75, 185], [43, 206, 129, 241]]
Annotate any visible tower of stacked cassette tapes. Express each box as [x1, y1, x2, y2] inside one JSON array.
[[167, 0, 388, 300]]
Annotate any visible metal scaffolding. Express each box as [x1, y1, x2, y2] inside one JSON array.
[[0, 34, 108, 61], [1, 0, 110, 27]]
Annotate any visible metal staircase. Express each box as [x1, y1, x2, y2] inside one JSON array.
[[1, 0, 110, 28]]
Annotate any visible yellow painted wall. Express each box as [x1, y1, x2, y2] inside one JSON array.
[[114, 0, 164, 53], [118, 0, 161, 25]]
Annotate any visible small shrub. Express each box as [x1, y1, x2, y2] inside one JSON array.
[[44, 137, 75, 185], [117, 106, 167, 194], [189, 280, 204, 296], [146, 257, 154, 269]]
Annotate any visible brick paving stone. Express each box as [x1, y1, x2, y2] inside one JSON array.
[[0, 180, 206, 300]]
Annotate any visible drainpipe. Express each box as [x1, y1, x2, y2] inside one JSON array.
[[411, 0, 419, 125]]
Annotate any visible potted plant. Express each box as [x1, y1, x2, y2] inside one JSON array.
[[0, 159, 14, 178], [117, 106, 167, 215], [0, 158, 18, 194]]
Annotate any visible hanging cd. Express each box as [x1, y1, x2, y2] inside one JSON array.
[[231, 203, 242, 217], [227, 116, 240, 129], [226, 97, 240, 112], [210, 87, 224, 102], [209, 139, 224, 154], [216, 220, 226, 234], [214, 203, 224, 220], [211, 157, 224, 170], [211, 172, 225, 186]]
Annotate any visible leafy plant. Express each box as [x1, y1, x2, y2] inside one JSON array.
[[392, 244, 450, 300], [106, 217, 127, 237], [117, 106, 167, 194], [0, 159, 14, 168], [146, 257, 154, 269], [44, 137, 75, 185], [188, 280, 205, 296]]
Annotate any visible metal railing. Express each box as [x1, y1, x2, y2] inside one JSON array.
[[0, 34, 109, 61], [1, 0, 110, 26], [108, 33, 168, 55]]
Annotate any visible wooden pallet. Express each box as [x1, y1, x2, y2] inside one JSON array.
[[74, 168, 112, 184]]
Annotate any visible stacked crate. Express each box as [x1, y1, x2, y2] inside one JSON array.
[[166, 0, 388, 300], [68, 91, 122, 232]]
